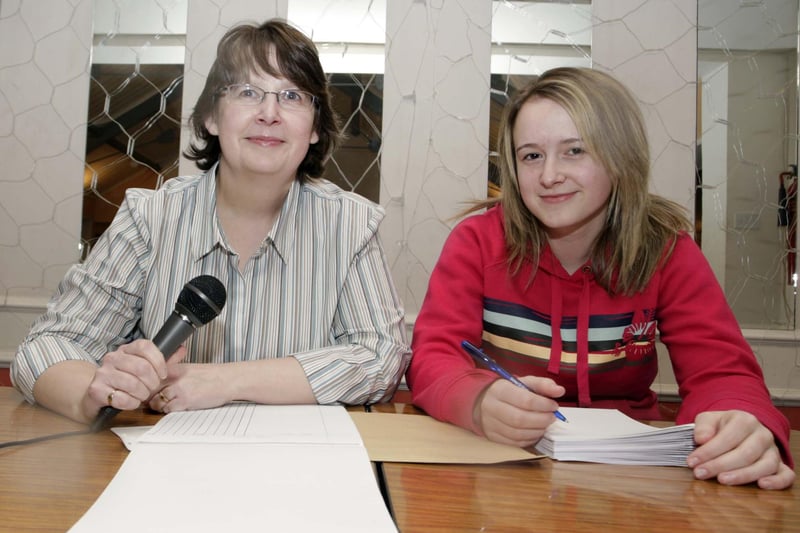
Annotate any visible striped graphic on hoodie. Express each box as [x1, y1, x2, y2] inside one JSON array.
[[480, 297, 657, 374]]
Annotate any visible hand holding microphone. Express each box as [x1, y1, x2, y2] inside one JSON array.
[[89, 275, 227, 432]]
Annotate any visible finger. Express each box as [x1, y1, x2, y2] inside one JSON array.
[[689, 417, 754, 466], [713, 448, 783, 486], [518, 375, 566, 399], [486, 426, 546, 448], [101, 362, 159, 404], [693, 429, 777, 481], [125, 339, 170, 380], [158, 389, 171, 404], [692, 410, 747, 446], [117, 342, 173, 390], [508, 387, 564, 418], [88, 365, 148, 409], [168, 344, 189, 364], [691, 422, 773, 473], [757, 463, 797, 490], [479, 383, 558, 446], [106, 388, 117, 408], [481, 409, 550, 447], [160, 389, 187, 414], [690, 412, 721, 445], [148, 388, 175, 412], [104, 387, 138, 411]]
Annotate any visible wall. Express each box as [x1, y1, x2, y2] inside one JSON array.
[[0, 0, 92, 366], [1, 0, 798, 402]]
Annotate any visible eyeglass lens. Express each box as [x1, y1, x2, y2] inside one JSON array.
[[222, 84, 314, 109]]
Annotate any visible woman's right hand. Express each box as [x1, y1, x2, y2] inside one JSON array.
[[84, 339, 172, 416], [472, 376, 566, 448]]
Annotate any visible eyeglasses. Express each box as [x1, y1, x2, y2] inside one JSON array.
[[217, 84, 317, 110]]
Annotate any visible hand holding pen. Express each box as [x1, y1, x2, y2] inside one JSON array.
[[462, 340, 568, 423]]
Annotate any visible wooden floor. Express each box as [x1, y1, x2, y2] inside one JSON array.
[[2, 368, 799, 430]]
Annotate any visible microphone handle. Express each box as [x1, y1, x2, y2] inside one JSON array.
[[90, 405, 121, 433], [152, 311, 197, 360], [90, 311, 196, 432]]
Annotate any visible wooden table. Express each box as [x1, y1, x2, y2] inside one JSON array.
[[0, 387, 163, 532], [373, 403, 800, 533], [1, 388, 798, 532]]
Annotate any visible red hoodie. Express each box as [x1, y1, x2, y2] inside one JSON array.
[[407, 205, 793, 467]]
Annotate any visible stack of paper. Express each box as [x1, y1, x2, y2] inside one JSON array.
[[535, 407, 696, 466], [69, 404, 397, 533]]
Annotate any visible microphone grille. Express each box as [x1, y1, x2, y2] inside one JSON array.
[[176, 275, 227, 326]]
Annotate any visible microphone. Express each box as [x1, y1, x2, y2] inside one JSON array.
[[90, 275, 227, 432]]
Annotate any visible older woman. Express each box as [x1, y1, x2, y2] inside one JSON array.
[[13, 19, 410, 425]]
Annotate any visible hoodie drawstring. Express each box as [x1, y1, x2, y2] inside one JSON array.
[[547, 263, 593, 406], [576, 267, 592, 406], [547, 275, 562, 376]]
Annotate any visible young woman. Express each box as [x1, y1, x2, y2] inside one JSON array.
[[407, 67, 794, 489], [13, 19, 410, 424]]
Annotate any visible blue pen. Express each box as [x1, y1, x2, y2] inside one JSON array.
[[461, 340, 568, 423]]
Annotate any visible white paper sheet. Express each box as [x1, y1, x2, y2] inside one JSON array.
[[69, 405, 397, 533]]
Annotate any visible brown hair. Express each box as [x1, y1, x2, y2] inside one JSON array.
[[481, 67, 691, 295], [184, 19, 341, 180]]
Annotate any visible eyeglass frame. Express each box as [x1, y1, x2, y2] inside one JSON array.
[[216, 83, 318, 110]]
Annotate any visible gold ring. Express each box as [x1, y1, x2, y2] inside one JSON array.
[[107, 389, 117, 406], [159, 391, 169, 403]]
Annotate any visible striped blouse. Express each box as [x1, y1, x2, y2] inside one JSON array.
[[12, 164, 411, 405]]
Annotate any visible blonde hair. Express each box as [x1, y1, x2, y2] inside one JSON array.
[[484, 67, 691, 295]]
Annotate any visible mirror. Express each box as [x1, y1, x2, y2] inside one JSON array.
[[82, 0, 387, 257], [698, 0, 799, 329], [289, 0, 387, 204], [489, 1, 592, 195], [82, 0, 187, 257], [81, 0, 800, 332]]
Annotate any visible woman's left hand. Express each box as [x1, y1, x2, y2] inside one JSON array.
[[149, 361, 232, 414], [687, 410, 795, 490]]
